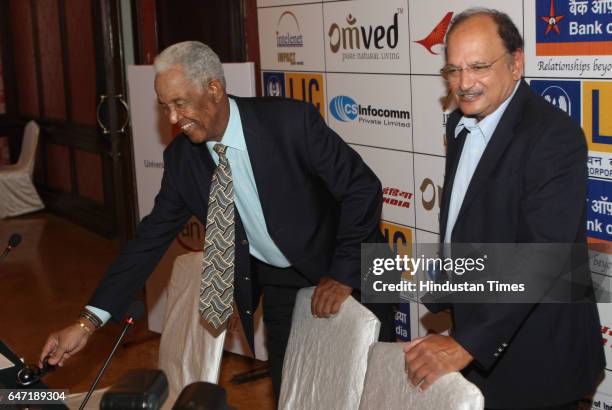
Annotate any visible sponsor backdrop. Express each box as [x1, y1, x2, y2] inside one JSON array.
[[257, 0, 611, 405]]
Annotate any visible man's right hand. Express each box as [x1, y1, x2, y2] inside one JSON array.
[[39, 321, 93, 367]]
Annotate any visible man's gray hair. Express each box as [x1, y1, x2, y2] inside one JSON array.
[[154, 41, 226, 88]]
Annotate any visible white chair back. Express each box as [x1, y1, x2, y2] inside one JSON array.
[[279, 287, 380, 410], [358, 342, 484, 410], [17, 121, 40, 174], [158, 251, 226, 407]]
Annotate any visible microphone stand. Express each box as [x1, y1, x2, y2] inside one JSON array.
[[79, 317, 136, 410]]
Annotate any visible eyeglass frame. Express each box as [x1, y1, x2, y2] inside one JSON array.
[[440, 52, 511, 81]]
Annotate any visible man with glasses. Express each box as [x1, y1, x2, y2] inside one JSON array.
[[403, 8, 604, 410]]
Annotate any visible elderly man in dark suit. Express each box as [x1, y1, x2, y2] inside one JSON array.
[[403, 9, 605, 410], [40, 41, 392, 401]]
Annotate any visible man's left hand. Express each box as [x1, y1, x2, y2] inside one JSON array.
[[311, 276, 352, 318], [403, 334, 473, 391]]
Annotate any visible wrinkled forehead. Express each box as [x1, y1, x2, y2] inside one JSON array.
[[446, 16, 505, 62], [154, 68, 201, 101]]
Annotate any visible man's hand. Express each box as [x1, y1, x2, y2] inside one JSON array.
[[39, 322, 92, 367], [403, 334, 473, 391], [311, 276, 352, 318]]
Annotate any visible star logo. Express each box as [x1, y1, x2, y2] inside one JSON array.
[[539, 0, 565, 35]]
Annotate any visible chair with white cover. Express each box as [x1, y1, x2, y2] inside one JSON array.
[[158, 251, 227, 408], [358, 342, 484, 410], [0, 121, 44, 219], [279, 287, 380, 410]]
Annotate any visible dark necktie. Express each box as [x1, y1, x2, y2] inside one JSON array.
[[199, 143, 235, 329]]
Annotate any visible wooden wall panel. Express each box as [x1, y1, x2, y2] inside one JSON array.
[[64, 0, 96, 125], [9, 0, 39, 117], [35, 0, 66, 120], [45, 142, 71, 192], [74, 149, 103, 203], [135, 0, 158, 64]]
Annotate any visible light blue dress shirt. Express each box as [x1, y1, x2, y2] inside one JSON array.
[[443, 81, 520, 244], [87, 98, 290, 325], [205, 98, 290, 268]]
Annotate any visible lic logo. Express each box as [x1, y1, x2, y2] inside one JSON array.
[[540, 86, 572, 116], [266, 76, 284, 97], [329, 95, 358, 122]]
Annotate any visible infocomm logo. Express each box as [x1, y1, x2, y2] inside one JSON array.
[[329, 96, 358, 122], [329, 95, 410, 128]]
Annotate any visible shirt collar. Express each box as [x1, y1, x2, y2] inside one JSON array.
[[454, 80, 521, 143], [206, 97, 246, 152]]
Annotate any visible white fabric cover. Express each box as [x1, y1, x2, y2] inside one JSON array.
[[0, 121, 44, 219], [279, 287, 380, 410], [359, 342, 484, 410], [158, 251, 226, 407]]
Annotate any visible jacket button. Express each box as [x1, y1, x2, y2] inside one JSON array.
[[244, 276, 250, 281], [241, 239, 249, 245], [246, 310, 252, 315], [493, 352, 499, 357]]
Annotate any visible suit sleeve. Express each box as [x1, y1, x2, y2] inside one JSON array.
[[88, 148, 192, 322], [452, 119, 588, 370], [302, 102, 383, 287]]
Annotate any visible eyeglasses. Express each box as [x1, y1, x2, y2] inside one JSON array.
[[440, 53, 509, 81]]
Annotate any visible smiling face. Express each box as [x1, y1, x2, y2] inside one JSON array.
[[154, 65, 229, 144], [445, 14, 523, 121]]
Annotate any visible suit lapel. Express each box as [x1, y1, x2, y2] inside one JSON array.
[[191, 139, 216, 209], [452, 80, 530, 235], [233, 97, 278, 224], [440, 111, 467, 240]]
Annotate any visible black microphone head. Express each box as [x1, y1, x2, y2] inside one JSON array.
[[8, 234, 21, 248], [125, 300, 145, 321]]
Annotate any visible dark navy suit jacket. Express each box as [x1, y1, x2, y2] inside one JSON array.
[[89, 97, 383, 352]]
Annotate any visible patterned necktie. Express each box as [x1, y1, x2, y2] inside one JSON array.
[[199, 143, 235, 329]]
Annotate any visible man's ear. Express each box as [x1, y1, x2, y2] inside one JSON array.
[[208, 80, 225, 103], [511, 49, 525, 80]]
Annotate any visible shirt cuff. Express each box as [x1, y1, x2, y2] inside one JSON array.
[[85, 305, 111, 326]]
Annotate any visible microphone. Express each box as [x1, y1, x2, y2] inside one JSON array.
[[0, 233, 21, 264], [79, 300, 145, 410]]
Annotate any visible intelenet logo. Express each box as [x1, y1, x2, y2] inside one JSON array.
[[329, 95, 410, 128], [276, 10, 304, 65], [276, 11, 304, 48]]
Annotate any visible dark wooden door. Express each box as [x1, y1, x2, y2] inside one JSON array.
[[0, 0, 137, 242]]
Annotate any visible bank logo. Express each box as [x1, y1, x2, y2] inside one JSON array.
[[329, 94, 411, 128], [539, 0, 565, 36], [583, 82, 612, 153], [587, 179, 612, 242], [536, 0, 612, 56], [414, 12, 453, 55], [276, 11, 303, 48], [329, 96, 358, 122], [530, 80, 581, 124], [263, 72, 286, 97], [328, 10, 402, 62]]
